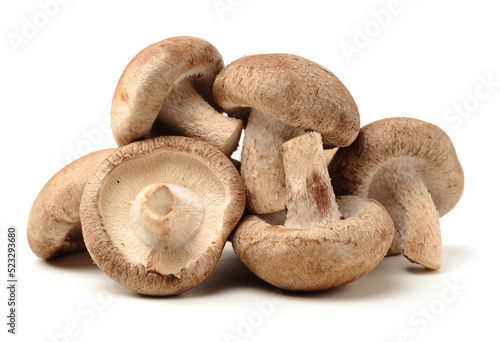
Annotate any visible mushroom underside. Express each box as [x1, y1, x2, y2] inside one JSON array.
[[97, 151, 228, 277], [148, 76, 242, 156], [368, 157, 442, 269]]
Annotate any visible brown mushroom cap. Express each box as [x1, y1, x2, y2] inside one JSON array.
[[329, 117, 464, 269], [80, 136, 246, 296], [212, 53, 360, 214], [213, 53, 359, 146], [27, 148, 116, 259], [231, 196, 394, 291], [231, 132, 393, 291], [111, 36, 242, 155], [330, 117, 464, 215]]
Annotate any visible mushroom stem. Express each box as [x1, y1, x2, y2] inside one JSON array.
[[155, 83, 243, 156], [281, 132, 342, 229], [129, 183, 205, 251], [241, 109, 305, 214], [368, 158, 442, 269]]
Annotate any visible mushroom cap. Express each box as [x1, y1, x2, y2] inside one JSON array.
[[231, 196, 394, 292], [212, 53, 360, 147], [329, 117, 464, 216], [80, 136, 246, 296], [27, 148, 116, 259], [111, 36, 224, 147]]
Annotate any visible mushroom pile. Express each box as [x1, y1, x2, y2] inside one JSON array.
[[27, 36, 464, 296]]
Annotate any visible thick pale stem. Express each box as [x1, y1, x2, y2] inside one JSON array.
[[129, 183, 205, 251], [156, 83, 243, 156], [241, 109, 305, 214], [368, 158, 442, 269], [281, 132, 341, 229]]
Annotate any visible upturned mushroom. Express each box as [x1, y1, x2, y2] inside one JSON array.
[[329, 117, 464, 269], [111, 36, 243, 156], [80, 136, 246, 296], [213, 53, 360, 214], [231, 132, 394, 291], [27, 148, 116, 259]]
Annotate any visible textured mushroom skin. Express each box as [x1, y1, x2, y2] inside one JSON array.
[[80, 136, 246, 296], [111, 36, 225, 147], [232, 196, 394, 292], [241, 111, 306, 214], [213, 53, 360, 146], [329, 117, 464, 267], [27, 148, 116, 259], [213, 53, 360, 214], [330, 117, 464, 217], [369, 158, 442, 267]]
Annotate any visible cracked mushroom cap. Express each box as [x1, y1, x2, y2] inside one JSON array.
[[212, 53, 360, 147], [80, 136, 245, 296], [329, 117, 464, 269], [111, 36, 242, 155], [27, 148, 116, 259]]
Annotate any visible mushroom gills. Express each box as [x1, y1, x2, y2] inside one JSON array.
[[368, 157, 442, 269], [98, 150, 227, 277], [129, 183, 206, 252]]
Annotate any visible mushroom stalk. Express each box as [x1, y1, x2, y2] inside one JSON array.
[[129, 183, 205, 251], [368, 159, 442, 269], [156, 84, 242, 156], [241, 109, 305, 214], [281, 132, 342, 228]]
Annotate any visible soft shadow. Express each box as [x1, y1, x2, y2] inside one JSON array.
[[180, 246, 276, 298], [91, 244, 479, 300], [277, 257, 405, 301], [110, 245, 275, 300], [405, 244, 474, 274], [405, 265, 438, 275], [44, 250, 97, 269]]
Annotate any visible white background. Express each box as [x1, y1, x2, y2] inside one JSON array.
[[1, 0, 499, 341]]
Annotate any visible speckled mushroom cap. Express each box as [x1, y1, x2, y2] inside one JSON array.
[[212, 53, 360, 214], [329, 117, 464, 269], [27, 148, 116, 259], [111, 36, 242, 155], [212, 53, 360, 147], [330, 117, 464, 215], [231, 132, 394, 292], [80, 136, 246, 296], [231, 196, 394, 291]]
